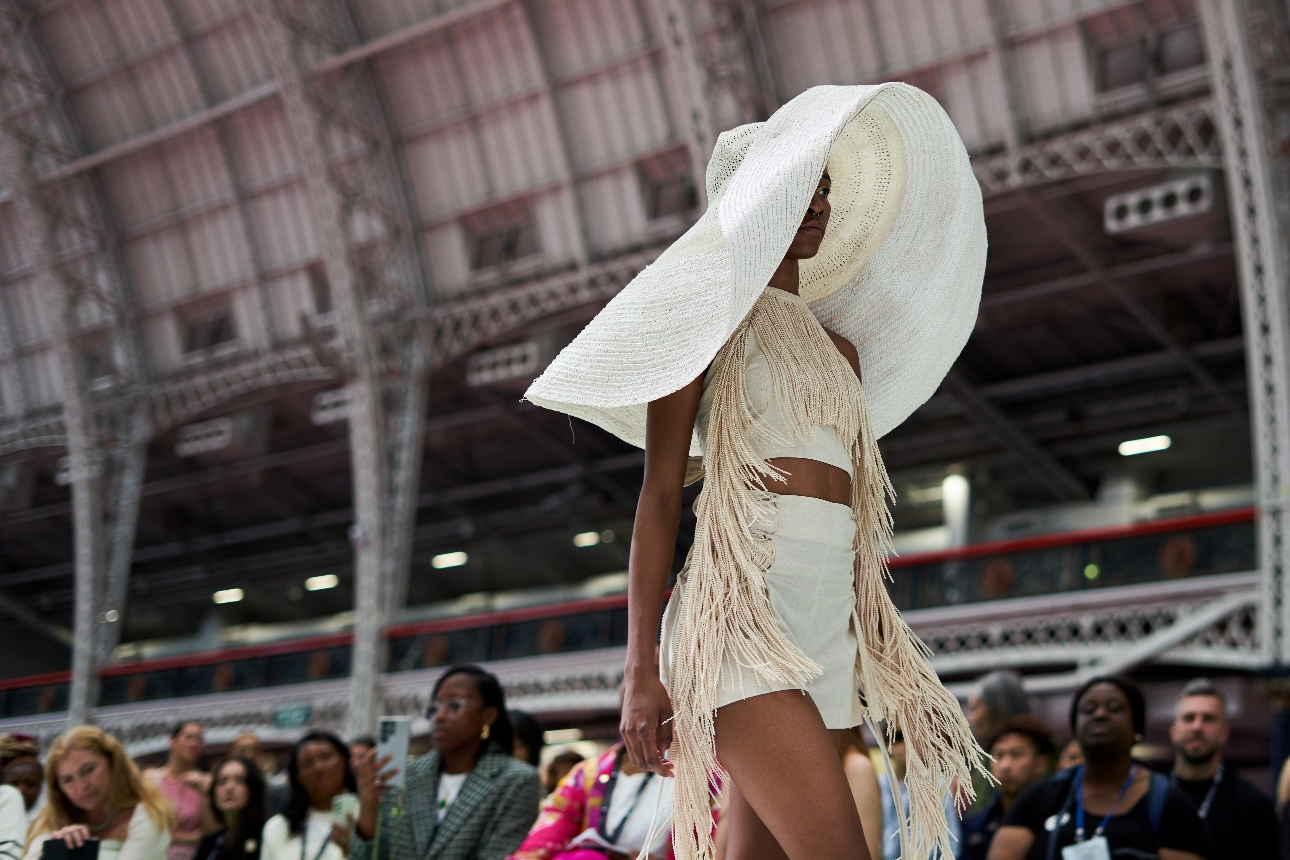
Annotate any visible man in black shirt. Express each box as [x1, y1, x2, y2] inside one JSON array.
[[1169, 677, 1280, 860]]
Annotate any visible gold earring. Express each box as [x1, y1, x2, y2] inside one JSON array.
[[481, 724, 491, 740]]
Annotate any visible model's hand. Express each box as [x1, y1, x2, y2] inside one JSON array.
[[354, 748, 399, 840], [181, 770, 211, 792], [330, 817, 353, 856], [621, 670, 674, 776], [51, 825, 92, 849]]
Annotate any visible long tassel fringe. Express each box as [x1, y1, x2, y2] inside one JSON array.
[[666, 288, 992, 860]]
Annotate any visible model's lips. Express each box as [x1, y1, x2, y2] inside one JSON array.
[[798, 221, 823, 235]]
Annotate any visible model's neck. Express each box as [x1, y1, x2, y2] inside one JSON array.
[[308, 791, 334, 812], [1174, 753, 1221, 781], [767, 258, 800, 294], [441, 742, 480, 776], [998, 790, 1020, 813], [165, 757, 192, 776], [1082, 753, 1134, 786], [223, 809, 240, 832]]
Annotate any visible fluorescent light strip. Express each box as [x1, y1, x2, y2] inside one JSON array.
[[432, 551, 468, 569], [213, 588, 243, 604], [305, 574, 339, 591], [1118, 435, 1171, 456]]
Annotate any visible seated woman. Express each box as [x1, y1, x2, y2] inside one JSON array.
[[195, 758, 266, 860], [509, 742, 714, 860], [261, 733, 354, 860], [986, 675, 1211, 860], [23, 726, 174, 860], [352, 665, 542, 860]]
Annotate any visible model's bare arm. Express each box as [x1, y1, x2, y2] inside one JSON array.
[[985, 826, 1034, 860], [621, 372, 705, 776]]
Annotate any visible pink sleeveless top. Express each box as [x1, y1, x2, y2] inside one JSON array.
[[155, 772, 203, 860]]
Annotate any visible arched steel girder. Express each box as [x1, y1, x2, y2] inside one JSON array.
[[0, 0, 151, 725]]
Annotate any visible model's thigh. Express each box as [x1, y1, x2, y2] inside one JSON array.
[[715, 690, 871, 860]]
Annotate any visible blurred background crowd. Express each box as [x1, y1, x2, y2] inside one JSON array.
[[1, 664, 1287, 860]]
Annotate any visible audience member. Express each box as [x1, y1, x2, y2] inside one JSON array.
[[986, 675, 1212, 860], [352, 664, 542, 860], [0, 736, 42, 823], [508, 740, 696, 860], [24, 726, 175, 860], [837, 728, 882, 860], [967, 671, 1032, 814], [1169, 678, 1278, 860], [0, 782, 24, 860], [508, 713, 543, 769], [146, 722, 213, 860], [261, 732, 354, 860], [195, 758, 266, 860], [542, 752, 584, 795], [348, 738, 376, 774], [877, 728, 960, 860], [230, 735, 286, 817], [1056, 738, 1084, 771], [962, 715, 1054, 860]]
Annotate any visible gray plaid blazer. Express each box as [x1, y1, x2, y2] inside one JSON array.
[[350, 749, 541, 860]]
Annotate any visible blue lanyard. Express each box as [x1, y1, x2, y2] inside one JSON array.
[[1075, 764, 1136, 841]]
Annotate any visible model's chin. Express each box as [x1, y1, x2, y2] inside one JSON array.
[[786, 235, 824, 259]]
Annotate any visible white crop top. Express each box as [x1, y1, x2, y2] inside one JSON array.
[[696, 329, 854, 477]]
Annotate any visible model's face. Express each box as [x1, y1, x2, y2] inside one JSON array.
[[3, 760, 42, 809], [56, 749, 112, 813], [171, 723, 204, 765], [784, 172, 831, 260], [1075, 683, 1135, 754], [214, 760, 250, 814], [989, 733, 1047, 800], [429, 673, 498, 757], [295, 741, 346, 807], [1170, 695, 1229, 766]]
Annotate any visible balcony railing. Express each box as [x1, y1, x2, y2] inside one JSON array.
[[0, 507, 1256, 720]]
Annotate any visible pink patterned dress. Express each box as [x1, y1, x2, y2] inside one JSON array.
[[155, 772, 204, 860]]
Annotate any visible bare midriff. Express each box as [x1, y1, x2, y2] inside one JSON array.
[[765, 457, 851, 506]]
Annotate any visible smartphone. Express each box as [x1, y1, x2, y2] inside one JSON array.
[[376, 716, 411, 789], [331, 792, 359, 826], [42, 840, 100, 860]]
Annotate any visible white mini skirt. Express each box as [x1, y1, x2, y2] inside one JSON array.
[[659, 493, 864, 730]]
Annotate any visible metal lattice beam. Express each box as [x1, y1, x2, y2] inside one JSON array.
[[973, 98, 1223, 196], [0, 0, 149, 725], [1199, 0, 1290, 667]]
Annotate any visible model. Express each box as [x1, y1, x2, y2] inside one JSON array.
[[527, 83, 990, 860]]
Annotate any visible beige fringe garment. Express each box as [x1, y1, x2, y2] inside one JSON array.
[[666, 288, 991, 860]]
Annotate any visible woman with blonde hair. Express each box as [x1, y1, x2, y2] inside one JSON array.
[[24, 727, 174, 860]]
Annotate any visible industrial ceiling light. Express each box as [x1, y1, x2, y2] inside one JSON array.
[[432, 551, 468, 569], [573, 531, 601, 547], [1118, 435, 1171, 456], [305, 574, 339, 591], [213, 588, 244, 604]]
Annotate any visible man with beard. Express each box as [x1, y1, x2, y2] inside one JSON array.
[[1169, 678, 1278, 860]]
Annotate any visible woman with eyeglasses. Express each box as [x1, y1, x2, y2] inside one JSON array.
[[350, 665, 541, 860], [261, 733, 354, 860]]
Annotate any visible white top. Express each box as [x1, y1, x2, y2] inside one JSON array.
[[0, 786, 26, 860], [435, 773, 467, 823], [696, 330, 854, 477], [23, 806, 171, 860], [260, 811, 344, 860], [603, 772, 672, 856]]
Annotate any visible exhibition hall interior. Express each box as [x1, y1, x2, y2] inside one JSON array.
[[1, 0, 1290, 846]]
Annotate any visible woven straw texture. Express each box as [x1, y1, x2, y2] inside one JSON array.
[[525, 82, 986, 447]]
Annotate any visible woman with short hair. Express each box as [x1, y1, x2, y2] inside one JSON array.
[[986, 675, 1211, 860], [352, 665, 541, 860], [23, 726, 174, 860]]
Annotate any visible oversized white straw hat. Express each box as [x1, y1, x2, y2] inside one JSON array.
[[526, 83, 986, 452]]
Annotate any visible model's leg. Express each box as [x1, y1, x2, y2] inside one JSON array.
[[715, 691, 872, 860]]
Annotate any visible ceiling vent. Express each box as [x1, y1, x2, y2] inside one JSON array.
[[1104, 174, 1213, 234]]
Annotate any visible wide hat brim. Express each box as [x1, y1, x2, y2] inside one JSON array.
[[526, 83, 986, 454]]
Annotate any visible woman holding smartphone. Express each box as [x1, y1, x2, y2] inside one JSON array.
[[23, 727, 173, 860], [260, 734, 354, 860]]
